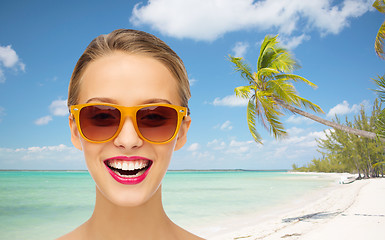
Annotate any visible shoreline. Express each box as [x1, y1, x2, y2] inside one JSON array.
[[197, 173, 384, 240], [0, 169, 289, 172]]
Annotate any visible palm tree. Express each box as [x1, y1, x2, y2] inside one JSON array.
[[373, 0, 385, 59], [372, 1, 385, 138], [229, 34, 378, 144], [373, 75, 385, 134], [370, 0, 385, 170]]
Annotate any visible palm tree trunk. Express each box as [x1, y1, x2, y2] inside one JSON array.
[[274, 98, 382, 141], [352, 155, 361, 178]]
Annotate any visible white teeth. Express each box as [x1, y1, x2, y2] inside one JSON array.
[[109, 160, 122, 169], [122, 162, 129, 170], [135, 161, 140, 169], [107, 159, 149, 171], [129, 161, 136, 170]]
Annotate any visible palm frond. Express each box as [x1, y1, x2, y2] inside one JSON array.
[[229, 55, 256, 84], [376, 107, 385, 138], [372, 74, 385, 102], [373, 0, 385, 14], [292, 95, 324, 114], [253, 92, 269, 131], [257, 68, 280, 81], [374, 20, 385, 59], [256, 91, 287, 139], [257, 34, 299, 76], [267, 79, 297, 105], [247, 96, 263, 144], [269, 47, 299, 73], [258, 35, 279, 70], [259, 48, 277, 70], [275, 73, 318, 89], [234, 85, 253, 99]]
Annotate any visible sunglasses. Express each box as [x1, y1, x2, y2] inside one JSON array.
[[70, 103, 187, 144]]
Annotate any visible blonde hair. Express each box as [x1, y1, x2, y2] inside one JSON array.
[[68, 29, 190, 113]]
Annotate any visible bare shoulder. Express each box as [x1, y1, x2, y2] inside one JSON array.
[[183, 231, 206, 240], [173, 224, 206, 240], [56, 224, 86, 240]]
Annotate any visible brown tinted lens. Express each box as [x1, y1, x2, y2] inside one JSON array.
[[79, 105, 121, 141], [136, 106, 178, 142]]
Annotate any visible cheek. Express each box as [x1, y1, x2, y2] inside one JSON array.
[[81, 141, 104, 170], [152, 141, 177, 175], [158, 140, 177, 161]]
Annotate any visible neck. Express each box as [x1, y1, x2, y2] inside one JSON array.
[[86, 185, 176, 240]]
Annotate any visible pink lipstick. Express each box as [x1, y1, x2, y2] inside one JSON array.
[[104, 156, 153, 185]]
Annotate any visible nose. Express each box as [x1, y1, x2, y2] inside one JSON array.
[[113, 117, 143, 149]]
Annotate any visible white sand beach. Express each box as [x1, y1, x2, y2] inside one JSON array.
[[199, 174, 385, 240]]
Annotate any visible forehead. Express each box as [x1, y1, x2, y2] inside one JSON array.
[[78, 52, 180, 105]]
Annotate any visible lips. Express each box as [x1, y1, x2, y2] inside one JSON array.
[[104, 157, 153, 185]]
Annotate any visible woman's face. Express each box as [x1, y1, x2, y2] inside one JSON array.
[[69, 52, 190, 206]]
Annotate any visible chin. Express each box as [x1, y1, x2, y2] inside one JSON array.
[[97, 182, 162, 208]]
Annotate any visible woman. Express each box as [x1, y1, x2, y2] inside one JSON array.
[[58, 29, 204, 240]]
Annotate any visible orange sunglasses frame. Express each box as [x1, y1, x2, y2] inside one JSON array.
[[70, 103, 187, 144]]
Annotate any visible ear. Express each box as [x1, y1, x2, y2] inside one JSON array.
[[69, 115, 83, 151], [174, 115, 191, 151]]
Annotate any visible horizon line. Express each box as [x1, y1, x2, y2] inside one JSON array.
[[0, 169, 290, 172]]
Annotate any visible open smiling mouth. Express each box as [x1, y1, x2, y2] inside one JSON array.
[[105, 159, 153, 179]]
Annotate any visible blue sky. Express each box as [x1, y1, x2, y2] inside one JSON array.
[[0, 0, 384, 170]]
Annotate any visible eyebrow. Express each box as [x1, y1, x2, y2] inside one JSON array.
[[86, 97, 118, 104], [85, 97, 173, 105], [142, 98, 173, 105]]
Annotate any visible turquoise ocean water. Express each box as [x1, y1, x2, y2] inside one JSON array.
[[0, 171, 335, 239]]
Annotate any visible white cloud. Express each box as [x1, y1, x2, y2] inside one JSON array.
[[278, 34, 311, 49], [0, 45, 20, 68], [0, 69, 4, 82], [279, 129, 328, 148], [328, 101, 351, 117], [19, 62, 25, 72], [207, 138, 256, 155], [0, 144, 85, 170], [307, 0, 373, 36], [0, 45, 25, 83], [130, 0, 373, 42], [228, 139, 254, 147], [232, 41, 249, 58], [34, 98, 68, 125], [219, 120, 233, 131], [207, 139, 226, 150], [187, 143, 200, 151], [174, 125, 333, 169], [49, 99, 68, 116], [35, 115, 53, 125], [189, 78, 197, 86], [286, 115, 314, 125], [212, 94, 248, 107], [287, 127, 305, 136], [25, 144, 70, 153], [327, 100, 369, 118], [272, 146, 289, 158], [308, 130, 329, 140], [227, 139, 255, 154]]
